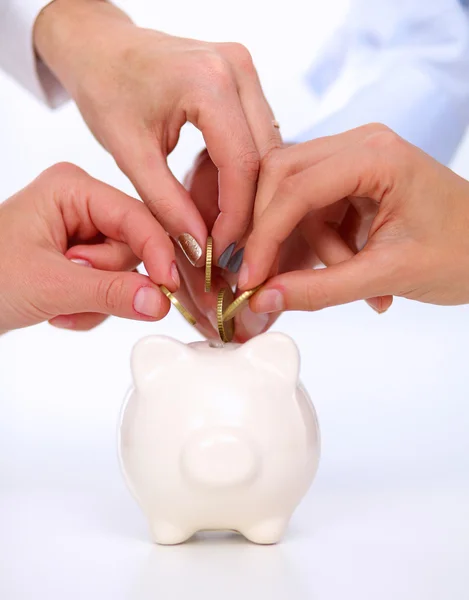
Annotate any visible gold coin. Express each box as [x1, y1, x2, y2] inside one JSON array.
[[217, 287, 235, 343], [222, 285, 262, 322], [205, 236, 213, 293], [160, 285, 197, 326]]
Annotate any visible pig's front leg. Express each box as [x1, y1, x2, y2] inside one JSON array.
[[241, 517, 289, 545], [149, 519, 194, 545]]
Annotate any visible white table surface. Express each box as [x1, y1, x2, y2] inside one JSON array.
[[2, 477, 469, 599]]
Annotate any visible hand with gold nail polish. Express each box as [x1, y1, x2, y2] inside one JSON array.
[[240, 125, 469, 313], [0, 163, 177, 334], [34, 1, 282, 270]]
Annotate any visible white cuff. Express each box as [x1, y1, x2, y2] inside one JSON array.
[[0, 0, 68, 108]]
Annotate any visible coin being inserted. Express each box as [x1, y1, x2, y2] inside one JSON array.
[[222, 285, 262, 322], [160, 285, 197, 326], [205, 236, 213, 293], [217, 287, 235, 343]]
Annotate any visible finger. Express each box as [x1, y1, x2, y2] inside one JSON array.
[[66, 239, 140, 272], [217, 42, 282, 158], [189, 85, 259, 264], [253, 124, 388, 222], [50, 254, 141, 331], [48, 256, 171, 321], [49, 312, 108, 331], [250, 251, 395, 314], [241, 141, 395, 289], [62, 172, 180, 290], [269, 123, 390, 171], [344, 196, 380, 251], [234, 230, 312, 342], [184, 149, 220, 230], [303, 220, 393, 314], [112, 131, 207, 267]]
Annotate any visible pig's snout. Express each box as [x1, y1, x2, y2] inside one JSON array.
[[180, 428, 260, 488]]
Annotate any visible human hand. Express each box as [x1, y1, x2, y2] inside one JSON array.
[[182, 148, 318, 341], [0, 163, 177, 334], [240, 125, 469, 312], [181, 141, 389, 341], [34, 0, 281, 268]]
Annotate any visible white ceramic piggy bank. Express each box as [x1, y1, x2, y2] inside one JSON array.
[[118, 332, 320, 545]]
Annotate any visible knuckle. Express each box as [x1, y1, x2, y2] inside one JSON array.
[[145, 195, 179, 222], [97, 275, 126, 313], [42, 162, 85, 182], [38, 162, 89, 207], [365, 129, 403, 153], [359, 122, 392, 137], [261, 149, 285, 178], [193, 51, 233, 93], [303, 278, 330, 311], [222, 42, 255, 73], [239, 148, 260, 180], [277, 174, 298, 199]]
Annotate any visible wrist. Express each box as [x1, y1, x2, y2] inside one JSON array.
[[33, 0, 133, 96]]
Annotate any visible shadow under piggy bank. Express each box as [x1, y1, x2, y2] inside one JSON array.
[[118, 332, 320, 545]]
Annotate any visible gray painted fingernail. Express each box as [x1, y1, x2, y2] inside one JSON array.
[[228, 248, 244, 273], [218, 242, 236, 268]]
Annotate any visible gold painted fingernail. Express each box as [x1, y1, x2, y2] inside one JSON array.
[[178, 233, 202, 266]]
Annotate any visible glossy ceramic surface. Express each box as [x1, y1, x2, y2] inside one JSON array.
[[118, 332, 320, 544]]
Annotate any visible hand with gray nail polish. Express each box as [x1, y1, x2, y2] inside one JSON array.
[[243, 125, 469, 312]]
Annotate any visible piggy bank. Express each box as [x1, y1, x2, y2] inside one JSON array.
[[118, 332, 320, 545]]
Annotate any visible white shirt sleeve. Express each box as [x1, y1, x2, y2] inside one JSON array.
[[0, 0, 68, 108], [300, 0, 469, 165]]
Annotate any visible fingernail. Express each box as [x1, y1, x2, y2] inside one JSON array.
[[171, 261, 180, 287], [49, 316, 74, 329], [218, 242, 236, 268], [178, 233, 202, 266], [255, 289, 284, 313], [227, 248, 244, 273], [237, 263, 249, 288], [239, 306, 269, 337], [366, 297, 387, 314], [133, 287, 162, 318], [70, 258, 91, 267]]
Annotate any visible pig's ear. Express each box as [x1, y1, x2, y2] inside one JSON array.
[[131, 335, 190, 392], [238, 332, 300, 384]]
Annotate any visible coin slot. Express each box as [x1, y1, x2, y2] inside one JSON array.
[[209, 340, 225, 349]]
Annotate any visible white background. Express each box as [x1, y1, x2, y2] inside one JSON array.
[[1, 1, 469, 598]]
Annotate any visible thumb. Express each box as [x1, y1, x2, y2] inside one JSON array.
[[51, 261, 170, 322], [250, 252, 393, 313]]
